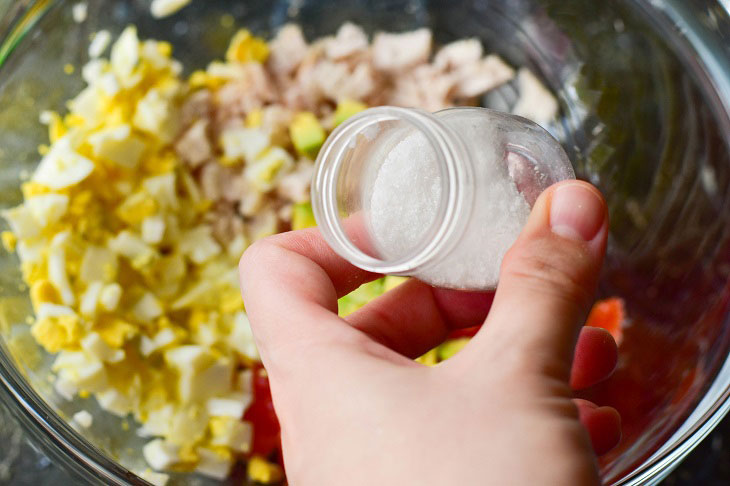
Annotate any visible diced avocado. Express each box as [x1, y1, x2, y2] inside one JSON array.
[[415, 348, 438, 366], [333, 99, 367, 126], [338, 278, 386, 317], [337, 276, 408, 318], [292, 202, 317, 231], [290, 112, 326, 156], [437, 338, 470, 361], [383, 276, 408, 292]]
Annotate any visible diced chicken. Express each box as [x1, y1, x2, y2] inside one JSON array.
[[277, 204, 293, 222], [199, 162, 245, 204], [452, 55, 515, 98], [268, 24, 309, 76], [205, 204, 245, 242], [372, 28, 431, 72], [175, 119, 212, 167], [280, 43, 328, 111], [325, 22, 369, 60], [199, 162, 226, 201], [246, 206, 280, 243], [433, 39, 483, 71], [260, 105, 295, 147], [180, 89, 213, 126], [313, 60, 375, 102], [238, 186, 265, 217], [281, 79, 320, 112], [214, 63, 277, 123], [389, 64, 457, 112], [221, 175, 246, 203], [277, 160, 314, 204], [512, 68, 559, 125]]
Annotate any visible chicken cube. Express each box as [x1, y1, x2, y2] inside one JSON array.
[[372, 28, 431, 72]]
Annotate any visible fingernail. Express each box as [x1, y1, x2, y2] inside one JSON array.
[[550, 183, 605, 242]]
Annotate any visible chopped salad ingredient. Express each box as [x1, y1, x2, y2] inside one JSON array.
[[586, 297, 626, 345], [150, 0, 192, 19]]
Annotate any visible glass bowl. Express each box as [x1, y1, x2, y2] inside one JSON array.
[[0, 1, 729, 485]]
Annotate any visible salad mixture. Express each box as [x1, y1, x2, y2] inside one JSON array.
[[0, 19, 605, 485]]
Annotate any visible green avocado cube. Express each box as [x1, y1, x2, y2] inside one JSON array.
[[437, 338, 470, 361], [290, 112, 326, 156], [333, 99, 367, 127], [292, 202, 317, 231]]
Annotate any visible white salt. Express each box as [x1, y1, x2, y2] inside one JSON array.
[[368, 122, 531, 289], [370, 132, 442, 259]]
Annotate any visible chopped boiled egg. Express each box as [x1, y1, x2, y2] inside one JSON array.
[[143, 439, 181, 471], [143, 173, 179, 210], [206, 393, 252, 419], [230, 312, 259, 361], [2, 205, 42, 239], [31, 136, 94, 190], [26, 193, 69, 226], [79, 246, 118, 284], [194, 447, 234, 480], [99, 283, 122, 311], [88, 30, 112, 58], [220, 126, 270, 164], [72, 2, 88, 23], [48, 232, 75, 306], [53, 351, 109, 392], [209, 417, 252, 453], [140, 327, 178, 356], [110, 26, 141, 87], [141, 215, 166, 244], [177, 226, 221, 264], [79, 281, 103, 317], [244, 147, 294, 192], [88, 124, 147, 169], [73, 410, 94, 428], [81, 331, 124, 363], [97, 388, 134, 417], [132, 292, 164, 322], [150, 0, 192, 19], [164, 345, 233, 403], [108, 230, 157, 269], [133, 87, 180, 143], [137, 469, 170, 486], [225, 29, 269, 64]]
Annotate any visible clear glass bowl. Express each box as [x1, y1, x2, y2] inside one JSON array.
[[0, 1, 729, 485]]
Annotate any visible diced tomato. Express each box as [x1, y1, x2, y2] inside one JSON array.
[[446, 324, 482, 340], [244, 366, 282, 462], [586, 297, 625, 345]]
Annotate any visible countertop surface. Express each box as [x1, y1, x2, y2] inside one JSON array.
[[1, 393, 730, 485]]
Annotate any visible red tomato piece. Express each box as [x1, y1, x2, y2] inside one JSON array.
[[244, 366, 282, 461], [446, 324, 482, 340], [586, 297, 625, 345]]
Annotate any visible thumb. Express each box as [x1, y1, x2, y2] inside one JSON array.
[[466, 180, 609, 379]]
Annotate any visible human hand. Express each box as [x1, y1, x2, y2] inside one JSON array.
[[239, 180, 620, 486]]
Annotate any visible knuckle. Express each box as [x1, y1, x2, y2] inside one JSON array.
[[502, 235, 597, 306]]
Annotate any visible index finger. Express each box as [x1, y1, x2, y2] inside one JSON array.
[[239, 228, 494, 369], [238, 228, 378, 366]]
